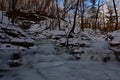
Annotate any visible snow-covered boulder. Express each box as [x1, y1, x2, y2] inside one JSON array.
[[109, 41, 120, 47], [108, 30, 120, 61], [110, 30, 120, 41], [0, 24, 34, 48]]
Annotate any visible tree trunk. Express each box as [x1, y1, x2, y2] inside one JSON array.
[[63, 0, 67, 19], [80, 0, 84, 32], [68, 0, 79, 35], [10, 0, 17, 24], [66, 0, 80, 45], [95, 0, 100, 32], [0, 0, 4, 23], [56, 0, 61, 30], [102, 0, 106, 32], [112, 0, 118, 30]]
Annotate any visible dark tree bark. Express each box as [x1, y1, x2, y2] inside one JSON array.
[[68, 0, 80, 35], [63, 0, 67, 19], [0, 0, 4, 23], [80, 0, 84, 31], [102, 0, 106, 32], [56, 0, 61, 30], [44, 0, 52, 12], [95, 0, 100, 32], [66, 0, 80, 45], [9, 0, 17, 24], [112, 0, 118, 30]]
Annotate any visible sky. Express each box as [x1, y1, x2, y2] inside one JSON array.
[[58, 0, 105, 8]]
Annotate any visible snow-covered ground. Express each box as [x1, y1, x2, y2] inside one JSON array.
[[0, 40, 120, 80], [0, 23, 34, 49], [0, 44, 120, 80], [0, 11, 120, 80], [28, 22, 120, 62]]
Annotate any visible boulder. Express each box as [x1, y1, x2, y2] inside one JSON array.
[[0, 24, 34, 48], [109, 41, 120, 47]]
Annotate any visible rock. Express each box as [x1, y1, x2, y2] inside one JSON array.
[[114, 52, 120, 62], [10, 41, 34, 47], [74, 54, 81, 60], [19, 21, 32, 30], [72, 49, 84, 55], [1, 28, 24, 38], [58, 53, 74, 60], [102, 56, 111, 62], [109, 41, 120, 47], [8, 60, 22, 67], [11, 52, 22, 60], [105, 34, 114, 41], [108, 47, 120, 62], [8, 51, 22, 67], [0, 24, 34, 48]]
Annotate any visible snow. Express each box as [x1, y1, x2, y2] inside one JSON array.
[[108, 30, 120, 57], [1, 10, 120, 80], [110, 41, 120, 46], [1, 54, 120, 80], [110, 30, 120, 42], [0, 46, 120, 80], [0, 23, 34, 49], [26, 20, 120, 62], [1, 27, 120, 80], [0, 11, 10, 24]]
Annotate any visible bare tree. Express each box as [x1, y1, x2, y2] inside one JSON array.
[[66, 0, 80, 45], [95, 0, 100, 32], [112, 0, 118, 30], [0, 0, 3, 23], [80, 0, 85, 31], [56, 0, 61, 30], [102, 0, 106, 32]]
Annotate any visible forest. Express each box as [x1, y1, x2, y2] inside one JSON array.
[[0, 0, 120, 32], [0, 0, 120, 80]]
